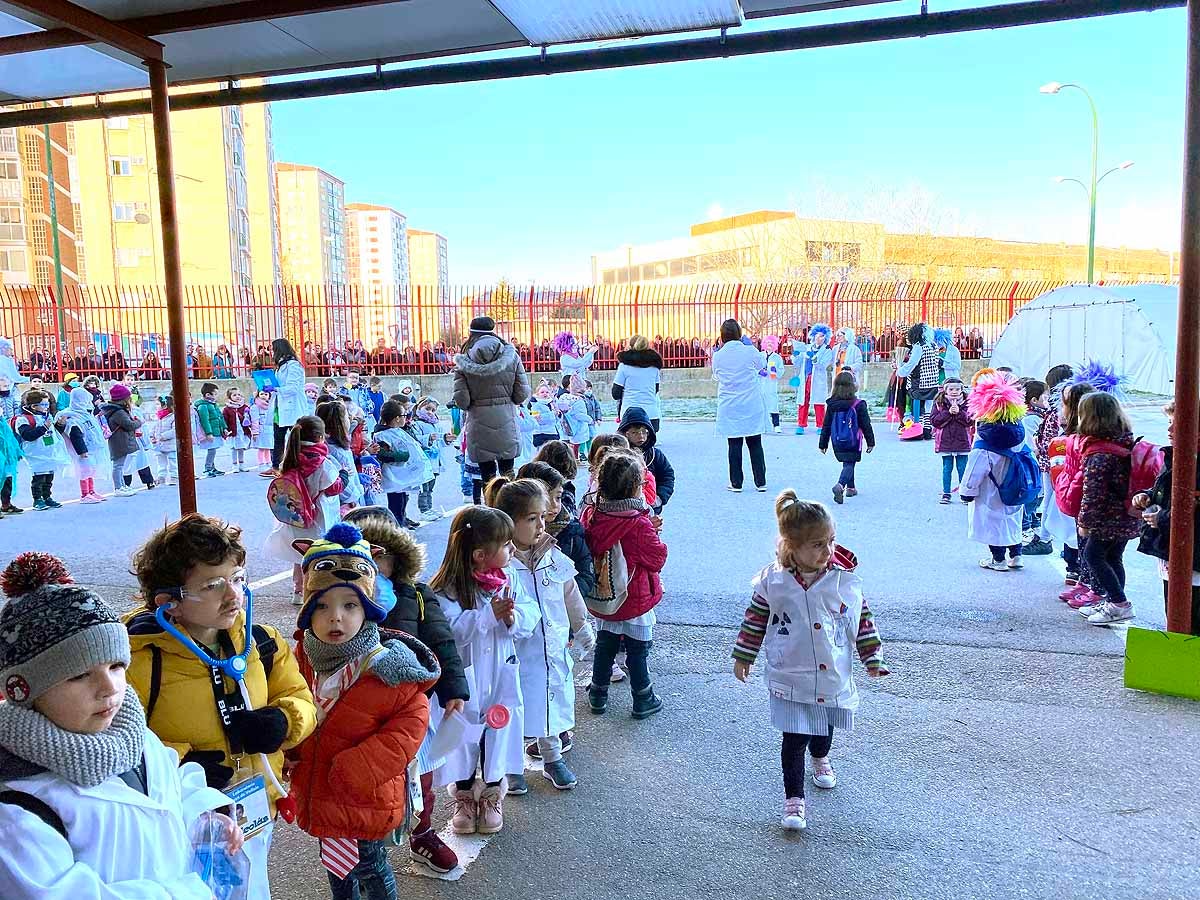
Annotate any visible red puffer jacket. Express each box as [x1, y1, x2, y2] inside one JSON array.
[[291, 631, 439, 841], [1055, 434, 1087, 517], [581, 500, 668, 621]]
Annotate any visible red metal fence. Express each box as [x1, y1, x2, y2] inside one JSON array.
[[0, 278, 1164, 381]]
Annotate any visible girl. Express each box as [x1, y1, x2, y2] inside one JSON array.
[[530, 381, 560, 448], [518, 460, 597, 604], [250, 388, 276, 469], [411, 396, 449, 522], [61, 385, 110, 503], [81, 375, 104, 415], [818, 371, 875, 505], [733, 492, 887, 831], [582, 451, 668, 719], [930, 378, 973, 504], [1029, 364, 1077, 557], [1072, 392, 1141, 625], [555, 375, 593, 461], [486, 477, 589, 792], [194, 382, 227, 478], [11, 389, 68, 509], [534, 438, 581, 512], [101, 384, 151, 498], [1020, 380, 1049, 541], [55, 373, 79, 414], [263, 415, 345, 605], [304, 383, 320, 416], [373, 400, 431, 527], [223, 387, 253, 473], [1053, 383, 1097, 605], [429, 506, 540, 837], [316, 399, 364, 513], [759, 335, 785, 434], [151, 393, 178, 485]]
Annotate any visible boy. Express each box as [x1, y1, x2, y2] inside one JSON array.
[[127, 513, 318, 900], [11, 388, 67, 510], [0, 552, 243, 899], [365, 376, 385, 423], [1019, 379, 1049, 548], [617, 406, 675, 514], [195, 381, 228, 477]]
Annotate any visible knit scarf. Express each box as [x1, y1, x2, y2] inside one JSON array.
[[594, 497, 650, 514], [0, 686, 146, 788], [297, 440, 330, 478], [472, 567, 508, 594], [545, 505, 571, 537], [304, 622, 382, 682]]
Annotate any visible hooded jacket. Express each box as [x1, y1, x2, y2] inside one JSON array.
[[930, 390, 974, 454], [100, 400, 140, 458], [581, 500, 668, 621], [1137, 446, 1200, 569], [1076, 432, 1140, 540], [291, 632, 439, 841], [615, 347, 663, 370], [452, 334, 531, 462], [617, 406, 675, 511]]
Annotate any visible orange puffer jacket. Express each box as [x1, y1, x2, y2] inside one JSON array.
[[291, 631, 440, 840]]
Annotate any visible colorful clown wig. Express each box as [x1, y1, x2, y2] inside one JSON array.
[[970, 366, 996, 387], [808, 323, 832, 346], [968, 372, 1027, 425], [1070, 360, 1127, 397], [552, 331, 577, 356], [762, 334, 780, 354], [933, 327, 954, 348]]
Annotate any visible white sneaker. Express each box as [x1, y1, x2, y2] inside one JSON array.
[[781, 797, 807, 831], [811, 757, 837, 790], [291, 591, 304, 606], [1087, 601, 1135, 626], [773, 425, 782, 434], [461, 493, 474, 506], [115, 486, 138, 497], [610, 662, 626, 683], [979, 558, 1008, 572], [1007, 556, 1025, 570]]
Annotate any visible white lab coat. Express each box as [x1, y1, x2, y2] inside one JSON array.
[[962, 448, 1023, 546], [435, 570, 541, 786], [374, 426, 432, 493], [0, 730, 232, 900], [512, 546, 578, 737], [712, 341, 770, 439], [273, 359, 307, 428], [759, 351, 785, 415]]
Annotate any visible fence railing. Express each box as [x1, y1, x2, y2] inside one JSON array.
[[0, 278, 1166, 382]]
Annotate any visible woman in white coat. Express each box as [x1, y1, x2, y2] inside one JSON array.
[[612, 335, 664, 430], [267, 338, 307, 474], [712, 320, 771, 492]]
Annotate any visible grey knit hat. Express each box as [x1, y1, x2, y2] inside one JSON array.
[[0, 552, 130, 706]]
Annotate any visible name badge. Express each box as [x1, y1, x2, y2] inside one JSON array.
[[224, 773, 270, 840]]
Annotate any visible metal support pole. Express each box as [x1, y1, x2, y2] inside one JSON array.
[[1086, 92, 1100, 283], [148, 59, 196, 515], [42, 122, 67, 353], [1167, 0, 1200, 636]]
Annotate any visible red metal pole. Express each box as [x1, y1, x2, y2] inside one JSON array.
[[1007, 280, 1018, 321], [828, 282, 838, 329], [920, 281, 931, 322], [527, 285, 536, 372], [633, 284, 640, 336], [148, 59, 196, 515], [1167, 0, 1200, 635]]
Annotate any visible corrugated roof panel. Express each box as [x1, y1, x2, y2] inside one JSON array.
[[489, 0, 745, 46]]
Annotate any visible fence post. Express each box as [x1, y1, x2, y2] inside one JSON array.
[[920, 281, 931, 322], [632, 284, 640, 336], [1007, 280, 1019, 320], [733, 282, 742, 323], [294, 285, 305, 374], [828, 282, 838, 330], [527, 285, 536, 372]]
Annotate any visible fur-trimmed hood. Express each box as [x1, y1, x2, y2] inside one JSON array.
[[374, 631, 441, 687], [617, 347, 663, 369], [455, 335, 518, 375], [356, 516, 426, 583]]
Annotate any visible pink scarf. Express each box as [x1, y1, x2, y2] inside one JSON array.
[[297, 441, 329, 478], [472, 567, 508, 594]]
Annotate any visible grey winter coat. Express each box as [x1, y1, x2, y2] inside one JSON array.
[[100, 401, 140, 457], [452, 335, 531, 463]]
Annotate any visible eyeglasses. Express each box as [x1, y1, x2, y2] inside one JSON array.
[[181, 569, 248, 601]]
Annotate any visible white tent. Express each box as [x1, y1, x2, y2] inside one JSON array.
[[990, 283, 1179, 394]]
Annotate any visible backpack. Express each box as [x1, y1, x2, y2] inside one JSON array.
[[830, 401, 862, 453], [585, 541, 630, 618], [974, 441, 1041, 507], [267, 469, 317, 528], [1080, 438, 1164, 515]]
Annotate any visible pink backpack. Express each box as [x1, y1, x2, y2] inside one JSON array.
[[267, 469, 317, 528]]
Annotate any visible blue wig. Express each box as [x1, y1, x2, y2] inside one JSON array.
[[1070, 360, 1128, 397], [808, 323, 832, 344], [934, 328, 954, 347]]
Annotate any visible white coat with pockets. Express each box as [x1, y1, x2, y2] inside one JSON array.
[[712, 340, 770, 439], [961, 447, 1024, 547], [374, 426, 432, 493], [273, 359, 307, 428], [511, 545, 578, 737]]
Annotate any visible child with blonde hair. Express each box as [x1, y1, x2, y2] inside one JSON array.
[[733, 491, 887, 831]]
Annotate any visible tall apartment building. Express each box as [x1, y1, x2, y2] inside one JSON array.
[[276, 162, 347, 347], [407, 228, 449, 347], [346, 202, 410, 347]]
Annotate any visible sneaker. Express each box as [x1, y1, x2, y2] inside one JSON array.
[[845, 487, 858, 497], [1076, 602, 1103, 618], [115, 485, 138, 497], [811, 757, 837, 790], [1064, 572, 1080, 587], [1007, 555, 1025, 570], [631, 687, 664, 720], [461, 493, 474, 505], [755, 485, 767, 492], [258, 469, 278, 478], [404, 518, 422, 530], [144, 481, 156, 490], [979, 558, 1008, 572], [1022, 537, 1055, 556], [560, 730, 574, 753], [42, 497, 62, 509], [727, 484, 743, 493], [32, 498, 48, 511], [960, 495, 970, 504], [781, 797, 807, 831], [291, 591, 304, 607], [542, 760, 578, 790], [207, 468, 226, 478], [587, 684, 608, 714], [525, 732, 573, 759], [773, 425, 782, 434], [1087, 601, 1135, 626], [794, 426, 805, 435], [1059, 584, 1088, 602], [610, 662, 626, 683], [80, 493, 103, 504], [506, 773, 528, 796], [1, 504, 23, 514], [940, 493, 951, 504], [476, 785, 504, 834], [409, 829, 459, 874], [1068, 589, 1103, 610], [450, 789, 477, 835], [832, 483, 845, 505]]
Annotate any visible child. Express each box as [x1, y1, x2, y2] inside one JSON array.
[[486, 477, 589, 791], [127, 513, 317, 900], [344, 509, 470, 875], [1135, 401, 1200, 634], [930, 377, 973, 504], [818, 371, 875, 504], [250, 388, 276, 470], [411, 396, 449, 522], [121, 369, 142, 407], [223, 387, 254, 473], [316, 399, 365, 513], [555, 375, 593, 460], [151, 393, 179, 485], [320, 377, 338, 398], [61, 385, 110, 503], [530, 380, 561, 448], [290, 525, 439, 900], [429, 506, 540, 836], [582, 450, 668, 719], [617, 406, 675, 514], [583, 380, 603, 445], [1029, 364, 1076, 557], [264, 415, 346, 604], [759, 336, 786, 434], [10, 388, 68, 509], [194, 382, 228, 478], [374, 399, 431, 528], [1020, 379, 1049, 541], [103, 384, 155, 496], [0, 374, 21, 515], [365, 376, 385, 423], [960, 374, 1032, 571], [1071, 392, 1141, 625], [534, 438, 581, 512], [732, 493, 887, 831], [1053, 382, 1097, 604], [304, 383, 320, 416], [0, 552, 244, 899], [518, 460, 597, 603]]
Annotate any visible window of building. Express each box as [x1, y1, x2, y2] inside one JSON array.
[[0, 160, 18, 180], [29, 221, 47, 255], [117, 248, 140, 268], [106, 117, 129, 130], [110, 157, 131, 176], [113, 202, 136, 222], [0, 248, 25, 271], [805, 241, 861, 265], [0, 130, 16, 153], [34, 260, 51, 284]]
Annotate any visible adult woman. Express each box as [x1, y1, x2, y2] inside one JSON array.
[[612, 334, 663, 430], [193, 345, 214, 380], [711, 319, 770, 492], [212, 345, 234, 379], [452, 316, 530, 492], [264, 338, 306, 475]]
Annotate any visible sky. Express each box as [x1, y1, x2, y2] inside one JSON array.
[[270, 4, 1188, 284]]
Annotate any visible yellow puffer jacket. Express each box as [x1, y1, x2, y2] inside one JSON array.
[[124, 609, 317, 814]]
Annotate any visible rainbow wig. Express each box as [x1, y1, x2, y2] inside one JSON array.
[[1070, 360, 1127, 396], [552, 331, 577, 356], [808, 323, 832, 345], [970, 366, 996, 387], [934, 327, 953, 348], [968, 372, 1027, 424]]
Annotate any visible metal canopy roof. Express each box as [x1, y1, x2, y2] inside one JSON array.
[[0, 0, 890, 103]]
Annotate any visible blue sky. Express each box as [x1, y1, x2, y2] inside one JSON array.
[[271, 5, 1187, 283]]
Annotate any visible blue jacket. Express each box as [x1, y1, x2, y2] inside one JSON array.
[[617, 406, 674, 512]]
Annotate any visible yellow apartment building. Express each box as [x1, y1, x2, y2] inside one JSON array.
[[407, 227, 450, 347], [346, 202, 410, 348]]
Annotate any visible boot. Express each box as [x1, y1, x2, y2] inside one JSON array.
[[631, 686, 664, 720], [450, 785, 478, 835], [476, 784, 504, 834], [587, 683, 608, 715]]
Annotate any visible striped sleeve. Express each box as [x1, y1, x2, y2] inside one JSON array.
[[855, 599, 888, 675], [733, 593, 770, 664]]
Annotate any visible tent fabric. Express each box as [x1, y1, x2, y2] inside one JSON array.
[[990, 283, 1178, 395]]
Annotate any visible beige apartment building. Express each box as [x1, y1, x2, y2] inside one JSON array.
[[407, 227, 450, 346], [346, 202, 410, 347]]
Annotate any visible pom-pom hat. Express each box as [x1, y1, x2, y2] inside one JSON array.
[[0, 552, 130, 706], [292, 524, 385, 631], [109, 383, 132, 402], [968, 373, 1027, 425]]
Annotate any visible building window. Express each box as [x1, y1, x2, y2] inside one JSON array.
[[110, 157, 131, 176], [113, 202, 136, 222], [805, 241, 861, 265], [117, 248, 140, 268], [0, 248, 25, 271], [0, 160, 18, 180], [106, 117, 129, 129], [0, 130, 16, 153]]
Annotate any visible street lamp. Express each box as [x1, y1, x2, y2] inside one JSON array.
[[1040, 81, 1131, 284]]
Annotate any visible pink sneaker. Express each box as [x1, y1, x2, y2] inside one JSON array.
[[80, 493, 102, 504], [1059, 584, 1088, 602], [1067, 589, 1103, 610], [91, 492, 108, 502]]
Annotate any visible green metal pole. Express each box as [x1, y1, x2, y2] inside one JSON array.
[[42, 123, 67, 351], [1084, 89, 1099, 284]]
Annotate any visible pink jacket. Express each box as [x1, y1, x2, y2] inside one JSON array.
[[581, 501, 668, 621]]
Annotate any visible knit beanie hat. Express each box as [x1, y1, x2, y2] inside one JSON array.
[[109, 383, 132, 402], [469, 316, 495, 333], [0, 553, 130, 706], [293, 523, 387, 630]]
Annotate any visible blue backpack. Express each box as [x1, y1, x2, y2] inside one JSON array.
[[974, 442, 1040, 506], [831, 401, 862, 453]]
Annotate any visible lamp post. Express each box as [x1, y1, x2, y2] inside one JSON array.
[[1041, 81, 1121, 284]]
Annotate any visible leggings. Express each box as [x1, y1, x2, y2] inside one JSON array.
[[838, 461, 856, 488], [111, 455, 129, 489], [1083, 537, 1130, 605], [770, 413, 780, 428], [782, 728, 834, 799], [271, 424, 290, 469], [989, 544, 1021, 562], [387, 491, 409, 524], [455, 737, 503, 790], [941, 455, 967, 493], [727, 435, 766, 490]]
